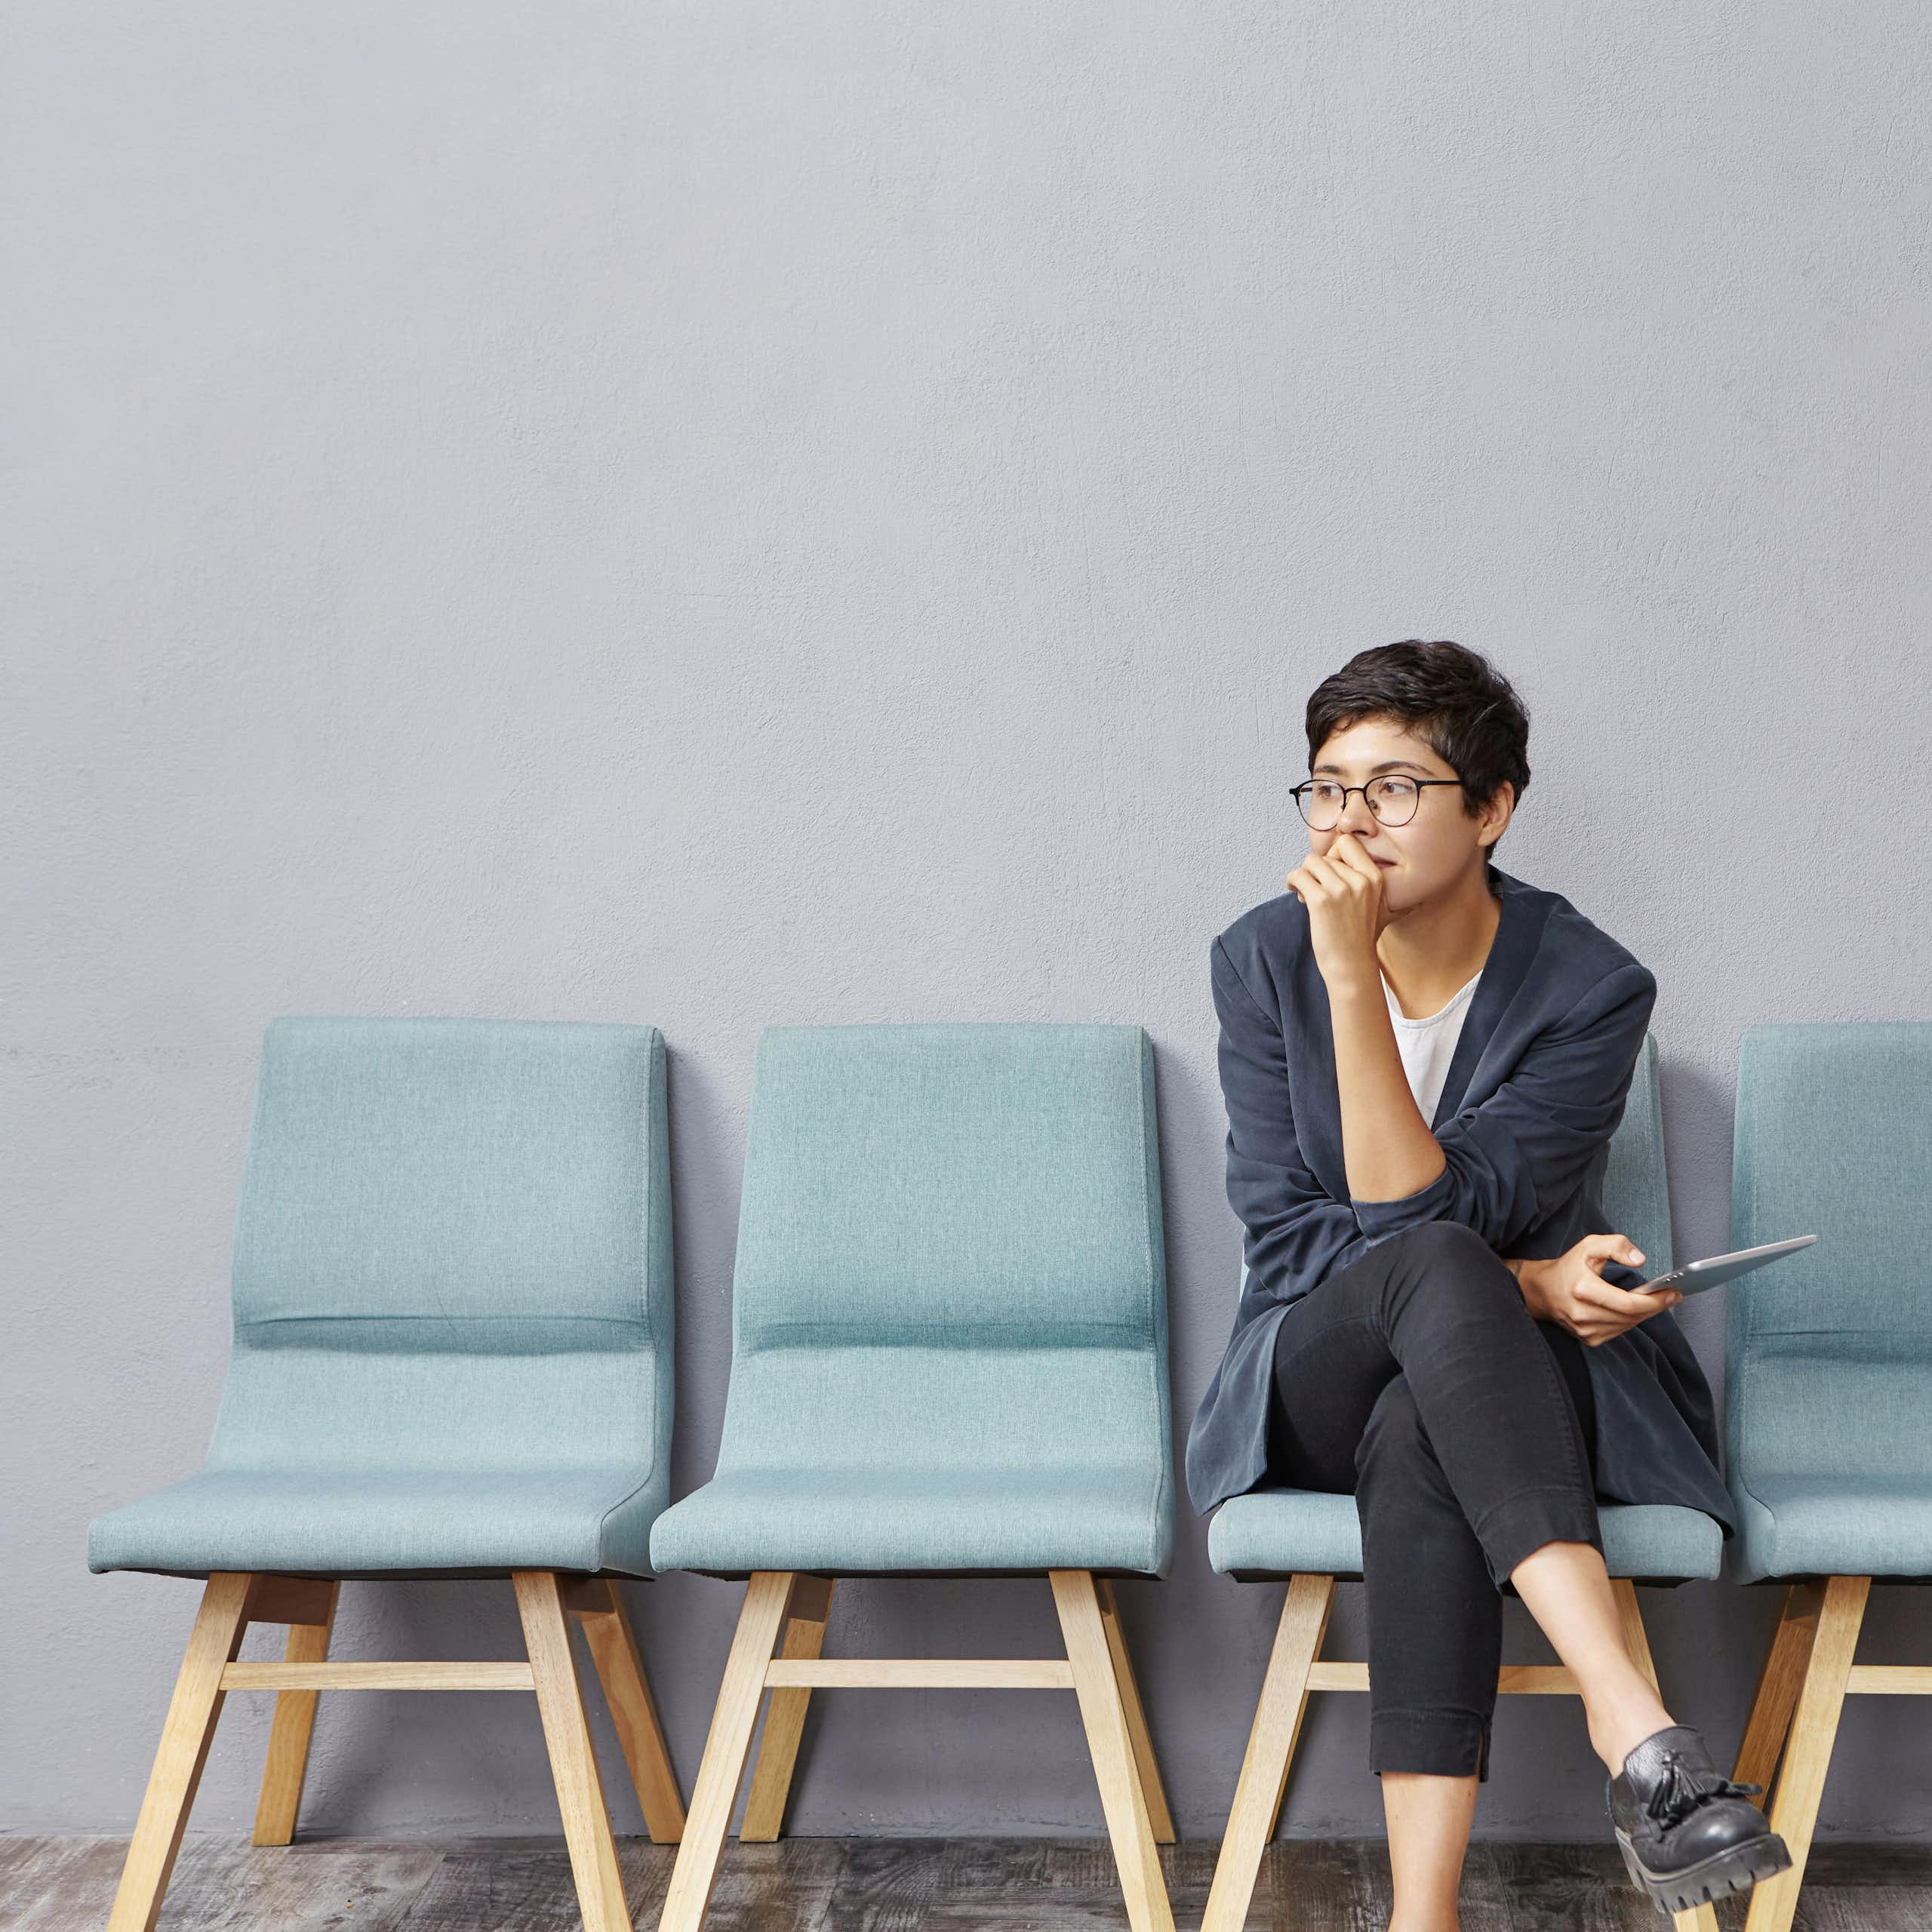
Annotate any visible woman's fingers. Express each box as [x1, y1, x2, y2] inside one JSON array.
[[1577, 1229, 1647, 1269], [1580, 1276, 1661, 1314], [1325, 834, 1383, 885], [1298, 852, 1348, 894], [1570, 1275, 1620, 1315], [1568, 1275, 1681, 1336]]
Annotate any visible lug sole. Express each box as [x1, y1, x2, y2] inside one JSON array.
[[1614, 1826, 1793, 1915]]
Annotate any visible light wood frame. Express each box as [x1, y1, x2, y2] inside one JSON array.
[[106, 1570, 685, 1932], [657, 1569, 1175, 1932], [1201, 1573, 1721, 1932], [1730, 1574, 1929, 1932]]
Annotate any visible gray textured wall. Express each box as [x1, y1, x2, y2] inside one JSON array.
[[8, 2, 1932, 1844]]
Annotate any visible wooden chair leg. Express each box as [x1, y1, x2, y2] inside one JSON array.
[[739, 1574, 835, 1841], [1096, 1578, 1175, 1844], [251, 1579, 340, 1846], [657, 1571, 796, 1932], [1051, 1570, 1176, 1932], [107, 1571, 255, 1932], [513, 1571, 632, 1932], [1611, 1580, 1721, 1932], [1743, 1575, 1869, 1932], [1200, 1575, 1334, 1932], [572, 1580, 688, 1844], [1733, 1580, 1827, 1795]]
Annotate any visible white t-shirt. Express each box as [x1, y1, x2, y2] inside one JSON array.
[[1383, 964, 1484, 1125]]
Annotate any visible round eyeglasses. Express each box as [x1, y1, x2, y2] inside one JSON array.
[[1290, 775, 1463, 829]]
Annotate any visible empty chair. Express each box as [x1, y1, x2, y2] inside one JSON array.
[[1201, 1033, 1726, 1932], [1724, 1022, 1932, 1932], [649, 1023, 1177, 1932], [88, 1017, 685, 1932]]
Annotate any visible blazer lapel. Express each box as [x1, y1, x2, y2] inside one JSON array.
[[1427, 862, 1548, 1128]]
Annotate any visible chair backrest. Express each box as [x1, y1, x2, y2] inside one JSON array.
[[714, 1023, 1170, 1481], [1727, 1021, 1932, 1487], [207, 1016, 672, 1484], [1601, 1032, 1674, 1275]]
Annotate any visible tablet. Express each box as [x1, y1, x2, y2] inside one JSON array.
[[1635, 1234, 1818, 1295]]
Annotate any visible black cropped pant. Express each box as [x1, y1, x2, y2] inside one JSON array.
[[1264, 1217, 1602, 1783]]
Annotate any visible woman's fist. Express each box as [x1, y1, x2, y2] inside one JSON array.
[[1513, 1232, 1683, 1346], [1284, 832, 1392, 991]]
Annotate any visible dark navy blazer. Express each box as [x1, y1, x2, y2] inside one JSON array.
[[1185, 858, 1737, 1534]]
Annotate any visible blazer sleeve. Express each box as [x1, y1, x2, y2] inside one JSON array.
[[1350, 958, 1659, 1251], [1212, 936, 1371, 1306]]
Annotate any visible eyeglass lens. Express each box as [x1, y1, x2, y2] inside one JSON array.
[[1297, 777, 1420, 829]]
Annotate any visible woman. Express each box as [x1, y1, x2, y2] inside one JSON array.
[[1186, 641, 1787, 1927]]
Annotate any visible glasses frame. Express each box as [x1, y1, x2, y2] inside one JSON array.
[[1290, 776, 1464, 829]]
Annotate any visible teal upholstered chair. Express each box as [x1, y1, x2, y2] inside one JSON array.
[[649, 1023, 1177, 1932], [1722, 1022, 1932, 1932], [1200, 1035, 1725, 1932], [88, 1017, 685, 1932]]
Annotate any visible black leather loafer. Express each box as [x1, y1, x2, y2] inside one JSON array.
[[1606, 1723, 1792, 1913]]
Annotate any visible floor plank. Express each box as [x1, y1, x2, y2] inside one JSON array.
[[1261, 1838, 1392, 1932], [1487, 1838, 1658, 1931], [1793, 1890, 1932, 1932], [822, 1838, 1207, 1932], [1798, 1841, 1932, 1886], [2, 1835, 1927, 1932], [0, 1836, 444, 1932], [706, 1838, 848, 1932]]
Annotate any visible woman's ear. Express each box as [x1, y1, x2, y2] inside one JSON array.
[[1477, 780, 1515, 848]]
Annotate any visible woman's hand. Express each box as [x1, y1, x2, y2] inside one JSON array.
[[1285, 832, 1392, 992], [1509, 1234, 1684, 1346]]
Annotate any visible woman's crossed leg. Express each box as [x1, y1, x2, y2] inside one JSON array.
[[1266, 1217, 1675, 1930]]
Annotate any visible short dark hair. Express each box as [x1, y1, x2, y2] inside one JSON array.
[[1306, 639, 1531, 842]]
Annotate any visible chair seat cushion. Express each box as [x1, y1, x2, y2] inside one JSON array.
[[648, 1466, 1171, 1577], [1730, 1474, 1932, 1583], [1208, 1487, 1722, 1582], [86, 1466, 663, 1580]]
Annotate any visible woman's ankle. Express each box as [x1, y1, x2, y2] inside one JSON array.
[[1388, 1909, 1460, 1932], [1588, 1690, 1677, 1775]]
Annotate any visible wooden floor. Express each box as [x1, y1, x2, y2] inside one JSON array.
[[4, 1835, 1930, 1931]]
